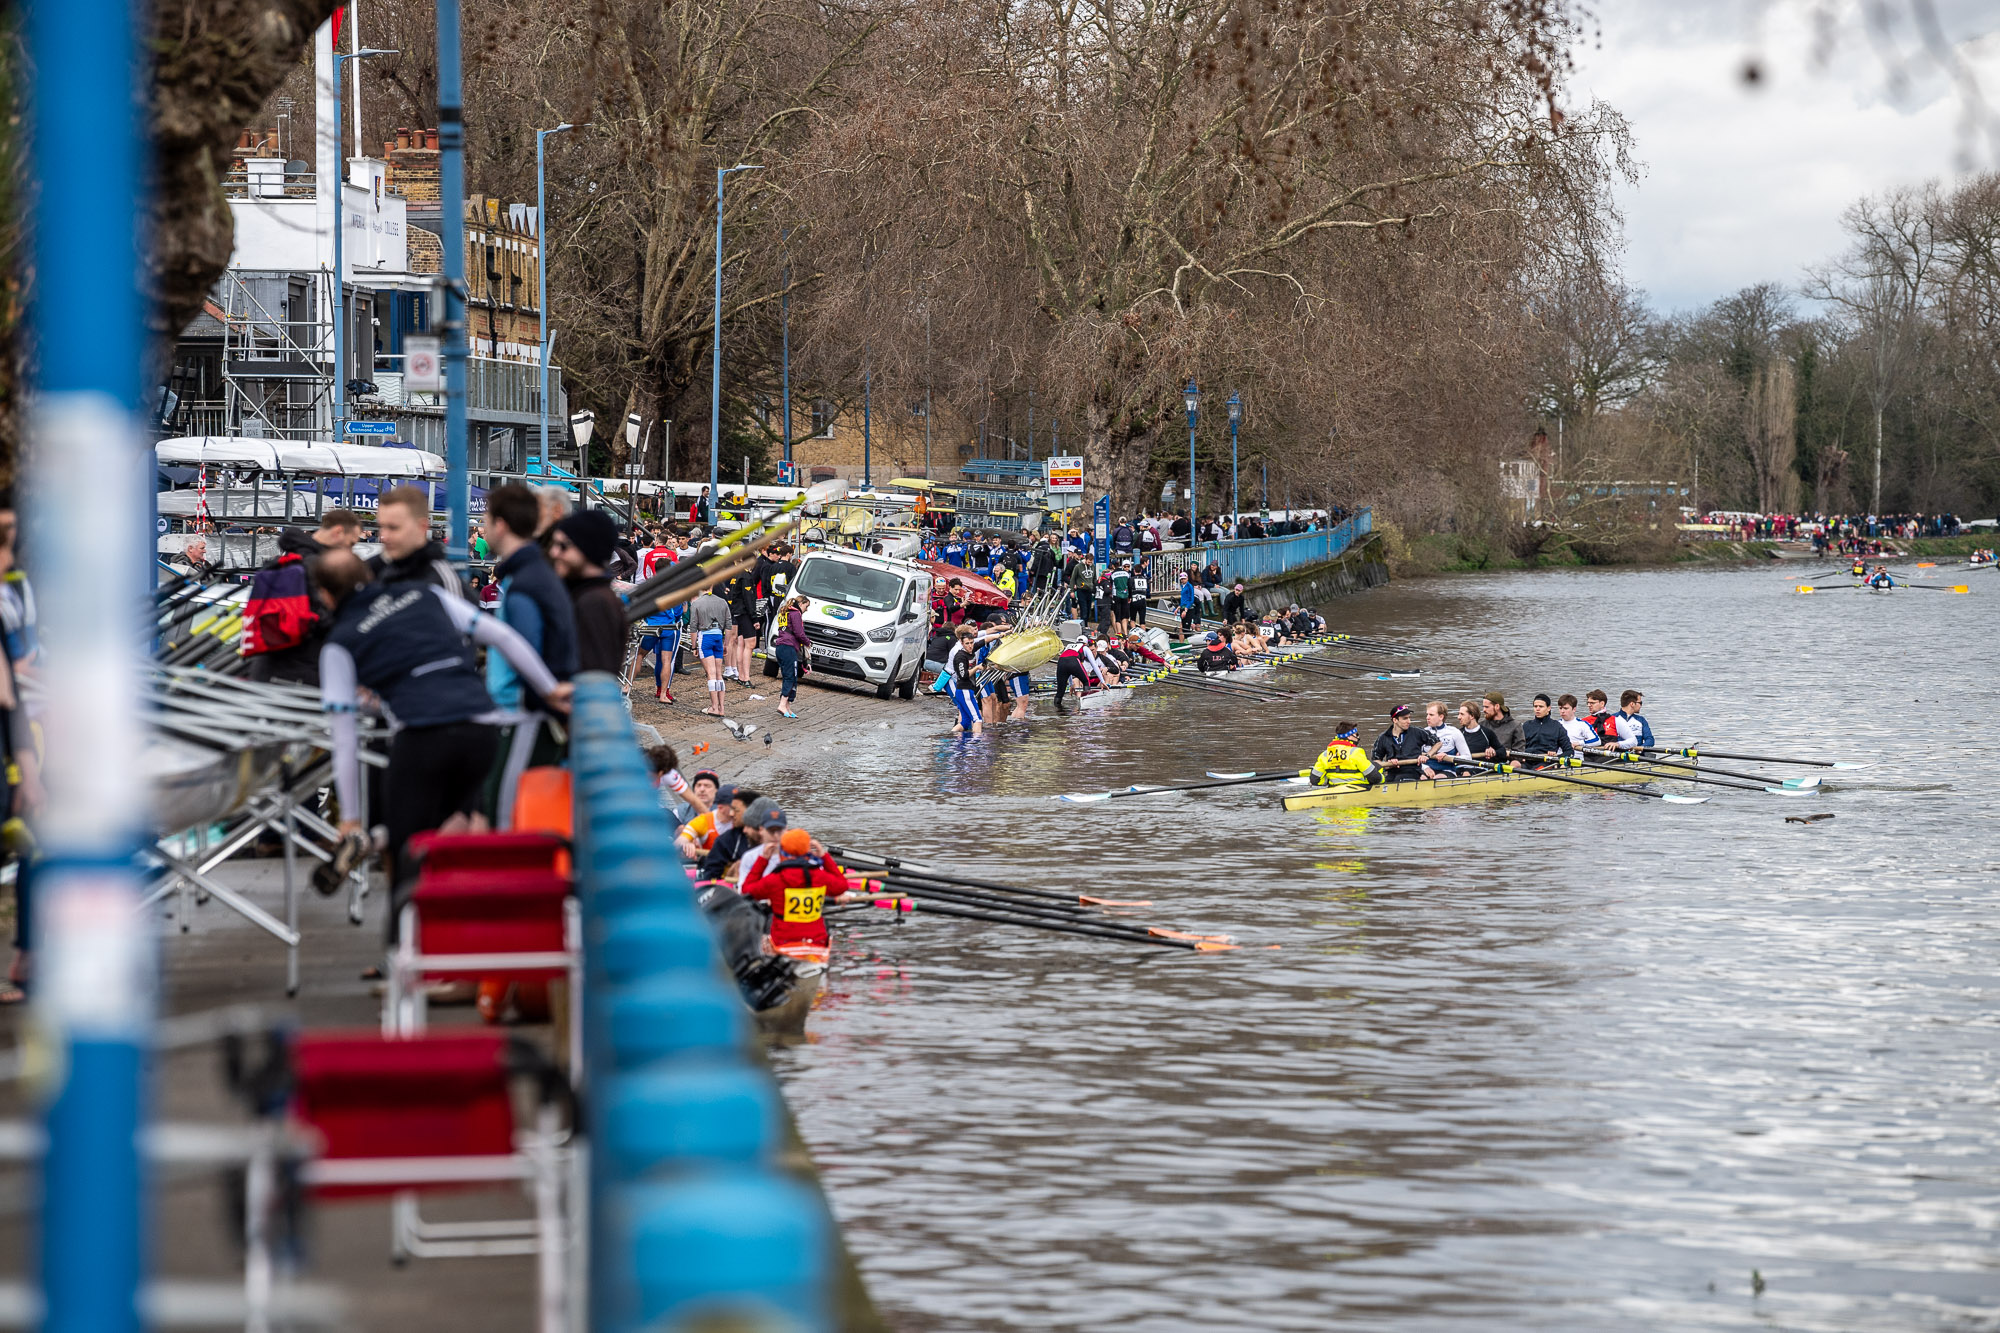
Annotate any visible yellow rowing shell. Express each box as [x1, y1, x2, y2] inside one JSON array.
[[1282, 763, 1660, 810]]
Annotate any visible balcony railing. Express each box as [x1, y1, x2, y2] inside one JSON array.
[[221, 169, 318, 200]]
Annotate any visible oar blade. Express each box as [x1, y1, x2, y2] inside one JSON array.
[[1055, 791, 1118, 803], [1780, 776, 1822, 789], [1794, 585, 1815, 594], [1661, 793, 1710, 805], [1831, 762, 1871, 771], [1205, 771, 1259, 779], [1762, 785, 1816, 797]]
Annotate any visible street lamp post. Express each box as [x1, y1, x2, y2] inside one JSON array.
[[330, 46, 396, 443], [536, 122, 574, 491], [1183, 379, 1199, 546], [780, 228, 792, 481], [1227, 392, 1241, 536], [710, 162, 761, 507]]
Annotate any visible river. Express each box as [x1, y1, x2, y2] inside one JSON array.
[[763, 563, 1999, 1332]]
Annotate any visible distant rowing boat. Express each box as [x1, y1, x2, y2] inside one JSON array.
[[1282, 763, 1660, 810]]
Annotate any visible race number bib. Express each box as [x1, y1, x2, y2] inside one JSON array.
[[783, 885, 824, 924]]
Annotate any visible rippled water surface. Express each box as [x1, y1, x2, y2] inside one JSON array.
[[762, 565, 2000, 1331]]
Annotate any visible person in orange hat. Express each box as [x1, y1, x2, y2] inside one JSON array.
[[740, 826, 851, 952]]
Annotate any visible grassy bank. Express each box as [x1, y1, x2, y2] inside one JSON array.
[[1380, 522, 1783, 578], [1900, 534, 1994, 559]]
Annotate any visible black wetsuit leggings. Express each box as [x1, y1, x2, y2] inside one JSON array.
[[1053, 656, 1092, 704], [385, 720, 501, 935]]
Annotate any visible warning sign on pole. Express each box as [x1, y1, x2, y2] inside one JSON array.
[[1044, 456, 1083, 494]]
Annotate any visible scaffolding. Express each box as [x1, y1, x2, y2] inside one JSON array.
[[218, 269, 335, 441]]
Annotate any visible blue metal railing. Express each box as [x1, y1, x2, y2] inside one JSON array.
[[569, 675, 830, 1332], [1138, 508, 1372, 588], [959, 458, 1042, 482]]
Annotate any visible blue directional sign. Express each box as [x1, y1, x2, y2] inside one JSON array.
[[344, 421, 396, 436]]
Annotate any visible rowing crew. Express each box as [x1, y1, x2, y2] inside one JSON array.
[[943, 623, 1169, 734], [1304, 689, 1656, 785]]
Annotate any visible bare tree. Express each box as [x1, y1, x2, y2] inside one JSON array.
[[1805, 184, 1940, 512], [793, 0, 1632, 518]]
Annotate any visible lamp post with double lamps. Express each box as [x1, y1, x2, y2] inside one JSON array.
[[709, 163, 762, 506], [1183, 379, 1199, 545], [330, 46, 396, 441], [536, 122, 574, 488]]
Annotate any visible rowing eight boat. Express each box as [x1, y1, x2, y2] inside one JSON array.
[[1282, 762, 1662, 810]]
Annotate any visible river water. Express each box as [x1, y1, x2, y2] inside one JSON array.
[[764, 563, 1999, 1332]]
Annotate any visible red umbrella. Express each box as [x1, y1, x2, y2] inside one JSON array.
[[917, 560, 1010, 609]]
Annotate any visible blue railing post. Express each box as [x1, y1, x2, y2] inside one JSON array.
[[26, 0, 153, 1319], [568, 674, 830, 1333]]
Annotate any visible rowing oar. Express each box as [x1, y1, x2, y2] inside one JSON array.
[[623, 533, 776, 624], [619, 478, 847, 608], [1622, 745, 1870, 770], [1580, 749, 1819, 789], [1054, 771, 1303, 803], [1898, 582, 1970, 592], [856, 876, 1152, 923], [1453, 757, 1708, 804], [1325, 634, 1423, 656], [825, 846, 1153, 907], [1573, 756, 1814, 796], [855, 879, 1234, 944], [838, 895, 1236, 950], [1150, 672, 1291, 701]]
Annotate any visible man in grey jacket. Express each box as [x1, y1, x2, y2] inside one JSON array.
[[1482, 692, 1526, 755]]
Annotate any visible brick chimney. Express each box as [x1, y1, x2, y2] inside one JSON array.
[[384, 125, 441, 204]]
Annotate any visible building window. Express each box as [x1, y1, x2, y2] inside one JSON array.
[[811, 400, 835, 439]]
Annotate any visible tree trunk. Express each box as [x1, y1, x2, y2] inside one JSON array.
[[1082, 395, 1155, 520]]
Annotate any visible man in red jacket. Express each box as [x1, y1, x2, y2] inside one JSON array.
[[740, 826, 851, 954]]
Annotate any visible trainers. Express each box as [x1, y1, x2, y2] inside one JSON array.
[[313, 830, 372, 897]]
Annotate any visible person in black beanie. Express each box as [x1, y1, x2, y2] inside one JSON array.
[[549, 508, 628, 675]]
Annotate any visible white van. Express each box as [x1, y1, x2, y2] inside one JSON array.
[[764, 548, 933, 699]]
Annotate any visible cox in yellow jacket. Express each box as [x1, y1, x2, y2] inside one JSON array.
[[1301, 733, 1377, 786]]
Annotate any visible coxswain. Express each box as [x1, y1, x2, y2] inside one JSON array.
[[740, 826, 852, 958], [1300, 721, 1376, 786], [1850, 556, 1867, 579], [1555, 694, 1600, 749], [314, 550, 570, 925], [1195, 631, 1239, 673], [1582, 689, 1627, 749], [1867, 564, 1895, 589], [1515, 693, 1576, 763]]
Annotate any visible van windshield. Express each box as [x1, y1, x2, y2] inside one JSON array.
[[796, 559, 905, 613]]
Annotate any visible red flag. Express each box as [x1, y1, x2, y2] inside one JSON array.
[[330, 5, 346, 53]]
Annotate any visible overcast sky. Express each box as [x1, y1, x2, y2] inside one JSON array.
[[1570, 0, 2000, 315]]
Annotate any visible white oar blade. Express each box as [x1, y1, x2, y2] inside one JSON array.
[[1832, 762, 1871, 770], [1056, 791, 1117, 803], [1662, 794, 1710, 805], [1205, 771, 1258, 780], [1781, 776, 1822, 789]]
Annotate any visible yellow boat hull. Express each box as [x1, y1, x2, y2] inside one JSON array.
[[1282, 763, 1661, 810]]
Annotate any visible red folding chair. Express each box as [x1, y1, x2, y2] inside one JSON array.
[[272, 1030, 574, 1333], [386, 831, 582, 1081], [381, 832, 582, 1293]]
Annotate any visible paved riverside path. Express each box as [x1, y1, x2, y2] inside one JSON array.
[[0, 717, 895, 1327]]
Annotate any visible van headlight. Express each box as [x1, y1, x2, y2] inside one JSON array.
[[866, 625, 897, 643]]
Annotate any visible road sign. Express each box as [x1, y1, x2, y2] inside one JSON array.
[[344, 421, 396, 436], [1044, 455, 1083, 493], [403, 335, 443, 391], [622, 464, 644, 477]]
